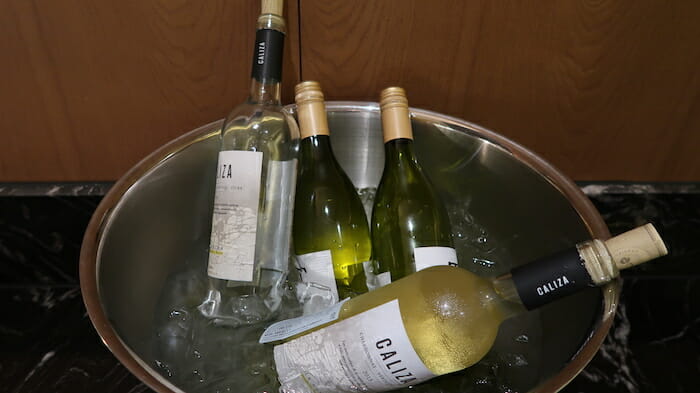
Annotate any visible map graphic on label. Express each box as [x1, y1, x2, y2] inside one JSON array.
[[414, 246, 458, 272], [259, 298, 348, 344], [273, 299, 435, 393], [207, 150, 263, 282]]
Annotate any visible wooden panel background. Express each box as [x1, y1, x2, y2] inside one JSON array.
[[299, 0, 700, 181], [1, 0, 698, 181], [0, 0, 300, 181]]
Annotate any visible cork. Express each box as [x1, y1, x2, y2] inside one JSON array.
[[604, 223, 668, 270], [379, 87, 413, 142], [261, 0, 284, 16], [294, 81, 329, 138]]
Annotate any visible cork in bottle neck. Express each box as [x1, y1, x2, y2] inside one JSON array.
[[581, 223, 668, 285], [261, 0, 284, 16], [379, 87, 413, 143], [604, 223, 668, 270], [295, 81, 329, 139], [258, 0, 285, 29]]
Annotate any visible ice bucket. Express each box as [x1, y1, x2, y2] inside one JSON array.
[[80, 102, 615, 393]]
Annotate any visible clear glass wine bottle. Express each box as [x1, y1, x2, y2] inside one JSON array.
[[199, 0, 299, 327], [266, 224, 668, 393]]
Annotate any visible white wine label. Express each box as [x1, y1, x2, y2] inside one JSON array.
[[414, 246, 458, 272], [294, 250, 339, 302], [259, 298, 349, 344], [273, 299, 435, 393], [207, 150, 263, 282]]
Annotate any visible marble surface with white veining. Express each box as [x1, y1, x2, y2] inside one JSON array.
[[562, 192, 700, 393], [0, 184, 698, 393]]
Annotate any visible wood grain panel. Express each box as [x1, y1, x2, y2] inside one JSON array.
[[299, 0, 700, 181], [0, 0, 300, 181]]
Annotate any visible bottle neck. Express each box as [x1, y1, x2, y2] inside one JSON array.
[[249, 79, 282, 105], [380, 95, 413, 142], [492, 224, 666, 313], [485, 277, 528, 320], [248, 14, 286, 104], [383, 138, 417, 169], [494, 240, 619, 312], [300, 134, 337, 162], [297, 100, 329, 139]]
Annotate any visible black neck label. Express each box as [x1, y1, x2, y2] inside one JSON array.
[[251, 29, 284, 82], [511, 248, 593, 310]]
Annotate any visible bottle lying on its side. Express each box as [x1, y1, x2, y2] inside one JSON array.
[[261, 223, 667, 393]]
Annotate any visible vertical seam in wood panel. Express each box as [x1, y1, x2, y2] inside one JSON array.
[[297, 0, 303, 80]]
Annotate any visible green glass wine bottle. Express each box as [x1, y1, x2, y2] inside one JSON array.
[[292, 81, 370, 309], [370, 87, 457, 285]]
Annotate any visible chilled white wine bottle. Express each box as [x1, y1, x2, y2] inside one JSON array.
[[292, 81, 371, 311], [370, 87, 457, 286], [199, 0, 299, 326], [263, 224, 668, 393]]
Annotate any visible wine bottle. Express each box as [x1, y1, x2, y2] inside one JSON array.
[[199, 0, 299, 326], [292, 81, 371, 312], [264, 224, 668, 393], [370, 87, 457, 286]]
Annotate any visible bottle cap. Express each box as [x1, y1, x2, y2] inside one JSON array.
[[604, 223, 668, 270], [379, 87, 413, 142], [261, 0, 284, 16], [294, 81, 329, 137]]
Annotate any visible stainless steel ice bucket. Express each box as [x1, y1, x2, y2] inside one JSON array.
[[80, 102, 615, 393]]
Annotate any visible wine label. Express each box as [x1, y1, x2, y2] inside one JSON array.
[[259, 298, 349, 344], [414, 246, 458, 272], [273, 300, 435, 393], [207, 150, 263, 282], [251, 29, 284, 82], [511, 248, 593, 310], [295, 250, 340, 302]]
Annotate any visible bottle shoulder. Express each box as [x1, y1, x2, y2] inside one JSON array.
[[220, 103, 299, 157], [296, 165, 366, 217], [374, 163, 446, 211]]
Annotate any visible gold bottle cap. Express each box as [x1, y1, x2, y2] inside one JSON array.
[[604, 223, 668, 270], [379, 87, 413, 142], [294, 81, 329, 138], [261, 0, 284, 16]]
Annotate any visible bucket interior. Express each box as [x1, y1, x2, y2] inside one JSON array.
[[91, 103, 609, 392]]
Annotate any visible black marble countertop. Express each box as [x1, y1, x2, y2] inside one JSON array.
[[0, 183, 698, 393]]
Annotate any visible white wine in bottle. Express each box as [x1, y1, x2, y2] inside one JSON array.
[[263, 224, 668, 393], [370, 87, 457, 286], [199, 0, 299, 326], [292, 81, 371, 313]]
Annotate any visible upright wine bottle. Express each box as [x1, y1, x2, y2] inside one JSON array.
[[292, 81, 371, 312], [199, 0, 299, 326], [370, 87, 457, 285], [264, 224, 668, 393]]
